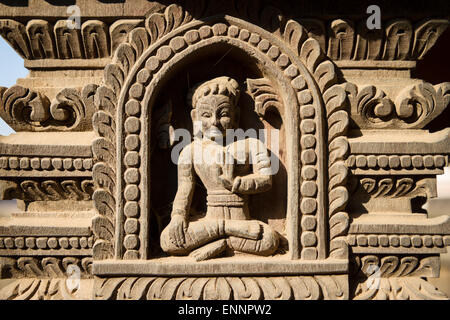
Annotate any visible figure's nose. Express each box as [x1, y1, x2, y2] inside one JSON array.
[[212, 115, 220, 127]]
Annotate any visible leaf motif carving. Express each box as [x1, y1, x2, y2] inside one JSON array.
[[93, 276, 348, 300], [329, 186, 349, 216], [26, 19, 56, 59], [92, 137, 116, 164], [412, 19, 449, 59], [283, 20, 307, 56], [145, 4, 192, 45], [92, 215, 115, 242], [329, 212, 349, 240], [329, 162, 348, 191], [328, 110, 349, 141], [113, 43, 136, 76], [129, 27, 150, 58], [92, 189, 115, 221], [93, 163, 116, 195], [93, 240, 114, 260], [0, 19, 31, 58], [299, 38, 323, 72], [247, 78, 283, 118]]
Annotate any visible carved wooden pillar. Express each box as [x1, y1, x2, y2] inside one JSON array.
[[0, 0, 448, 300]]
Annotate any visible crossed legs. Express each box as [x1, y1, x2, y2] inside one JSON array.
[[160, 218, 279, 261]]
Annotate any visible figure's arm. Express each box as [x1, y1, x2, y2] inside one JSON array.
[[231, 139, 272, 194], [171, 144, 195, 219], [166, 144, 195, 248]]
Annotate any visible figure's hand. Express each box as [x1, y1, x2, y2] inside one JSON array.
[[168, 214, 188, 248], [218, 174, 234, 191], [219, 151, 235, 191]]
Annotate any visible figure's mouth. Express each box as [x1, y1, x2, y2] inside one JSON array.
[[204, 126, 224, 140]]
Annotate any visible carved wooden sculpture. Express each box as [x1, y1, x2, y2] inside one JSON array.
[[0, 0, 449, 300], [160, 76, 279, 260]]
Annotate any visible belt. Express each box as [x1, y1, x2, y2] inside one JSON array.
[[206, 192, 245, 207]]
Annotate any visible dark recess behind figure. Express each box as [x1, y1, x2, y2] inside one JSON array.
[[416, 28, 450, 132]]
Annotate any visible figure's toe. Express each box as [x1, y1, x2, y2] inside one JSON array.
[[189, 239, 227, 261]]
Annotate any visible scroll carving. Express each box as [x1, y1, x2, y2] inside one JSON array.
[[0, 257, 92, 279], [0, 84, 97, 131], [0, 179, 93, 201], [352, 255, 448, 300], [360, 177, 415, 198], [345, 82, 450, 129], [0, 85, 50, 130], [0, 257, 93, 300], [395, 82, 450, 128]]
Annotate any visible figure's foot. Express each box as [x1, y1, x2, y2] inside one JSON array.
[[224, 220, 261, 240], [189, 239, 228, 261]]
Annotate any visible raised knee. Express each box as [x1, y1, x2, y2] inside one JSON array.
[[160, 227, 186, 255], [258, 225, 279, 255]]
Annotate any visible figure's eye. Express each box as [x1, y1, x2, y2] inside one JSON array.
[[201, 112, 211, 118], [220, 111, 230, 117]]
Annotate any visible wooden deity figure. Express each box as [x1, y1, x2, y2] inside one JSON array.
[[160, 76, 280, 261]]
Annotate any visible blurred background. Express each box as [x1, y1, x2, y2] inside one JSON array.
[[0, 30, 449, 295]]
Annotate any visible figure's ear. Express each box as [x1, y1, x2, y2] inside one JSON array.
[[190, 109, 197, 121]]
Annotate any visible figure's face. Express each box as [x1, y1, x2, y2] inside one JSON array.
[[193, 94, 237, 140]]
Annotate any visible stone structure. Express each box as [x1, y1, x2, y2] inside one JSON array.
[[0, 0, 449, 300]]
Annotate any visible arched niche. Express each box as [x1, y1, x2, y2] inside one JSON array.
[[147, 43, 288, 257], [92, 9, 350, 267]]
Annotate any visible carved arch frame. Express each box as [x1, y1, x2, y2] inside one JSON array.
[[92, 4, 350, 287]]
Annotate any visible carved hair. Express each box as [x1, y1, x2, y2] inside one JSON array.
[[188, 76, 240, 109]]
